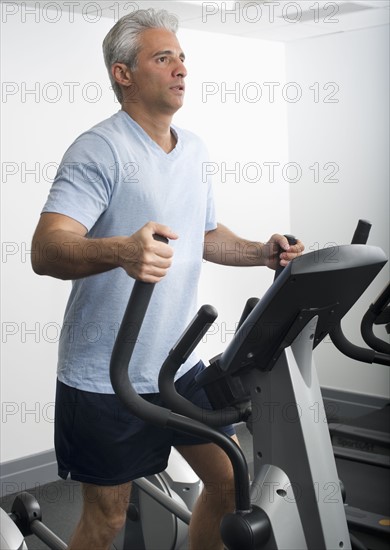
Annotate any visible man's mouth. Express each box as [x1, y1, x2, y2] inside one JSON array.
[[170, 84, 185, 92]]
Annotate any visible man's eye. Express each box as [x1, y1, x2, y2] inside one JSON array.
[[158, 56, 167, 63]]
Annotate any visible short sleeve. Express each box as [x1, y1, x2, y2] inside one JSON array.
[[42, 132, 118, 232], [205, 177, 217, 231]]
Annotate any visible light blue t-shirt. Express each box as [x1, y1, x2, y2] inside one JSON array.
[[42, 110, 217, 394]]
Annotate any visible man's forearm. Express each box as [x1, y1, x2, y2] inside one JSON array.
[[203, 223, 266, 267], [31, 229, 126, 280], [31, 218, 177, 282]]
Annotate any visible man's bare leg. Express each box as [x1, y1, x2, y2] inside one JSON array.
[[67, 481, 132, 550], [176, 435, 239, 550]]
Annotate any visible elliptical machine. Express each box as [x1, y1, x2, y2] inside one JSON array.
[[2, 222, 388, 549], [110, 226, 388, 549]]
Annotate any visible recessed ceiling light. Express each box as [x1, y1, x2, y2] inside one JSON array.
[[180, 1, 237, 9]]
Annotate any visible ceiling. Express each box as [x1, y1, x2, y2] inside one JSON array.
[[19, 0, 390, 42], [157, 0, 390, 42]]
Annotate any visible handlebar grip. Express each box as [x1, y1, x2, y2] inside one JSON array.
[[274, 234, 298, 281], [113, 233, 169, 347], [153, 234, 169, 245], [169, 304, 218, 364], [236, 297, 260, 333], [351, 219, 372, 244]]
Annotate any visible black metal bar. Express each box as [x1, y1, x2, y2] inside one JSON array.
[[165, 415, 251, 513], [329, 324, 390, 366], [110, 278, 172, 427], [159, 355, 244, 427], [361, 283, 390, 354]]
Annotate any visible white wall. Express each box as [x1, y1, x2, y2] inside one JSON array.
[[286, 26, 390, 397], [1, 11, 116, 464], [0, 11, 288, 462], [179, 29, 289, 362]]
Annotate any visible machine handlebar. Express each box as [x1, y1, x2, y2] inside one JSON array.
[[329, 220, 390, 363], [109, 235, 252, 514]]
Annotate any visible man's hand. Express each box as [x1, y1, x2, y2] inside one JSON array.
[[117, 222, 178, 282], [264, 234, 305, 271]]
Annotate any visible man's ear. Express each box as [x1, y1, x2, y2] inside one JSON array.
[[111, 63, 132, 87]]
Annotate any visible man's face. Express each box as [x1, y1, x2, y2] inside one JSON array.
[[125, 27, 187, 115]]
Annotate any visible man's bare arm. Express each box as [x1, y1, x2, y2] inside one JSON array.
[[203, 223, 304, 270], [31, 213, 178, 282]]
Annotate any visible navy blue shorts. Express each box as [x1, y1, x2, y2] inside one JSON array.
[[55, 362, 235, 486]]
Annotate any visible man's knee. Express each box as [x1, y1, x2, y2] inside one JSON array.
[[202, 472, 236, 508], [102, 508, 128, 535], [82, 482, 131, 535]]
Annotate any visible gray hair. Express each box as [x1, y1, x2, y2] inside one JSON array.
[[103, 8, 179, 104]]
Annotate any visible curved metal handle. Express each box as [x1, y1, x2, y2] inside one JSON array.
[[109, 234, 172, 426], [329, 219, 390, 363], [158, 305, 247, 427], [361, 282, 390, 355]]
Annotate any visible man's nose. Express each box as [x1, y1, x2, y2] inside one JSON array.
[[174, 58, 187, 78]]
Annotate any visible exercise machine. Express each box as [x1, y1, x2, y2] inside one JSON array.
[[110, 230, 388, 549], [2, 224, 388, 549]]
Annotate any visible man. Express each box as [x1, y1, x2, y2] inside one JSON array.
[[31, 8, 303, 550]]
